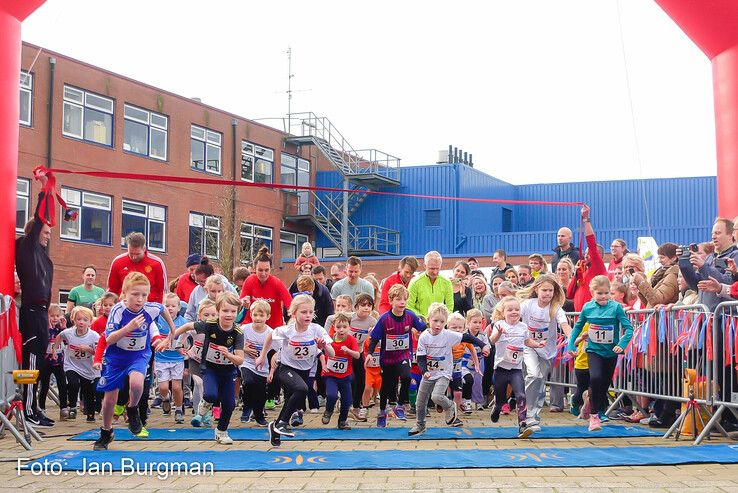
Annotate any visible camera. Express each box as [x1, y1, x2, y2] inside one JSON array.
[[626, 267, 635, 276], [689, 243, 699, 253]]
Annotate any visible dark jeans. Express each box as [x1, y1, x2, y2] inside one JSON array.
[[38, 361, 67, 410], [588, 353, 618, 415], [240, 367, 267, 420], [493, 367, 527, 424], [380, 361, 411, 410], [66, 370, 97, 415], [277, 365, 310, 423], [203, 367, 237, 431], [20, 304, 48, 417], [325, 375, 353, 422]]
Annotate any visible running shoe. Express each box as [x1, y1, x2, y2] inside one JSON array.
[[518, 422, 533, 439], [549, 406, 563, 413], [407, 423, 426, 436], [127, 406, 142, 435], [461, 402, 473, 415], [59, 408, 70, 421], [136, 426, 149, 438], [183, 397, 193, 408], [579, 391, 591, 419], [309, 408, 320, 414], [68, 408, 78, 420], [93, 428, 114, 451], [598, 412, 610, 423], [265, 399, 276, 410], [570, 404, 581, 418], [501, 403, 511, 415], [350, 407, 367, 422], [175, 410, 184, 424], [337, 420, 351, 430], [28, 413, 54, 428], [448, 417, 464, 427], [406, 406, 417, 417], [254, 416, 269, 427], [589, 414, 602, 432], [268, 421, 281, 446], [376, 410, 387, 428], [241, 408, 252, 423], [202, 414, 213, 427], [527, 421, 542, 433], [475, 403, 485, 411], [445, 404, 458, 426], [86, 413, 95, 422], [191, 414, 204, 427], [151, 397, 162, 409], [290, 411, 304, 427], [358, 408, 368, 421], [215, 429, 233, 445], [394, 405, 407, 421], [491, 408, 501, 423], [113, 404, 125, 417], [162, 398, 172, 415], [322, 411, 332, 425], [274, 420, 295, 437]]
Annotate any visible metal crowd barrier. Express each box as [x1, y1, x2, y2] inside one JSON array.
[[695, 300, 738, 445], [546, 304, 715, 444]]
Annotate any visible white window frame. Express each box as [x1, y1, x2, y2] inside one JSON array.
[[280, 231, 310, 260], [190, 125, 222, 175], [58, 290, 71, 311], [189, 212, 221, 259], [62, 85, 114, 146], [123, 104, 168, 160], [16, 178, 30, 233], [19, 71, 32, 126], [240, 222, 273, 264], [241, 141, 274, 183], [60, 187, 112, 244], [121, 199, 167, 252]]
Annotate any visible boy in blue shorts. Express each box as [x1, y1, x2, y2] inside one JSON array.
[[93, 272, 174, 451]]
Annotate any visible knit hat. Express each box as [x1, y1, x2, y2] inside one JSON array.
[[186, 253, 202, 267]]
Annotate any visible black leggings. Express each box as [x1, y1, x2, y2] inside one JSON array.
[[493, 367, 527, 424], [66, 370, 96, 415], [38, 362, 67, 410], [241, 368, 267, 420], [572, 368, 590, 409], [379, 361, 411, 410], [588, 353, 617, 414], [462, 373, 474, 399], [351, 355, 366, 408], [277, 365, 310, 423]]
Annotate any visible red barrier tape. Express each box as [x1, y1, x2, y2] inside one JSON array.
[[37, 166, 587, 208]]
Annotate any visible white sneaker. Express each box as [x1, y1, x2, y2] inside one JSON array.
[[197, 400, 213, 418], [215, 429, 233, 445]]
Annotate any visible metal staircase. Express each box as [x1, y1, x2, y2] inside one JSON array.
[[283, 112, 401, 256]]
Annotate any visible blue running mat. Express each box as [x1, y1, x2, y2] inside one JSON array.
[[24, 445, 738, 471], [70, 424, 661, 441]]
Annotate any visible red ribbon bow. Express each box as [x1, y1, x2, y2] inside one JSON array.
[[32, 166, 73, 227]]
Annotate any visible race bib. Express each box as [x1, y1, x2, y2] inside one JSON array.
[[385, 333, 409, 351], [68, 344, 91, 361], [326, 356, 349, 374], [528, 326, 548, 341], [426, 355, 447, 372], [350, 326, 369, 345], [290, 340, 316, 360], [46, 342, 62, 355], [118, 335, 146, 351], [245, 340, 263, 355], [367, 348, 381, 368], [504, 345, 523, 365], [452, 358, 463, 374], [589, 324, 614, 344], [188, 339, 203, 362], [205, 345, 232, 365]]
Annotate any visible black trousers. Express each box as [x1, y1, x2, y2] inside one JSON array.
[[241, 367, 267, 420], [588, 353, 618, 415], [66, 370, 97, 415], [19, 304, 48, 417], [352, 355, 366, 408], [38, 361, 67, 410], [277, 365, 310, 423], [379, 361, 411, 410]]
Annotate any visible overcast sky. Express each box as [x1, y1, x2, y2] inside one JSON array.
[[21, 0, 717, 185]]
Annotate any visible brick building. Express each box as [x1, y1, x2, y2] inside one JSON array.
[[16, 42, 325, 304]]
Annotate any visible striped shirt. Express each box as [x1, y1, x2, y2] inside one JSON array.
[[369, 309, 426, 366]]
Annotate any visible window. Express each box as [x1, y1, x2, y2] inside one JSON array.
[[123, 104, 168, 160], [60, 188, 112, 245], [16, 178, 30, 233], [20, 71, 32, 126], [62, 85, 114, 146], [280, 231, 309, 260], [121, 200, 166, 252], [425, 209, 441, 227], [58, 290, 70, 310], [190, 125, 221, 174], [189, 212, 220, 258], [240, 223, 273, 264], [281, 153, 310, 214], [502, 207, 512, 233], [241, 141, 273, 183]]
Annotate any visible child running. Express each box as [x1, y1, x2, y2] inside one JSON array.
[[52, 306, 100, 421], [519, 273, 572, 432], [240, 299, 273, 426], [92, 272, 174, 451], [462, 309, 489, 411], [321, 312, 359, 429], [155, 293, 187, 424], [366, 284, 426, 427], [172, 292, 245, 444], [91, 292, 118, 334], [348, 293, 376, 421], [39, 305, 68, 421], [408, 303, 490, 436], [255, 294, 334, 446], [567, 275, 634, 431], [488, 296, 545, 438], [447, 312, 481, 415]]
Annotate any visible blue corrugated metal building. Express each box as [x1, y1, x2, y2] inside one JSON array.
[[316, 164, 717, 257]]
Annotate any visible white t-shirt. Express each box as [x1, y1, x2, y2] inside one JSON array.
[[240, 323, 273, 377], [272, 323, 332, 371], [491, 320, 527, 370], [463, 330, 489, 375], [520, 298, 568, 360], [59, 328, 100, 381], [416, 329, 463, 381]]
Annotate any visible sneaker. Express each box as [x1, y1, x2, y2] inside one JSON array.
[[376, 410, 387, 428], [113, 404, 124, 417], [501, 403, 511, 415], [337, 420, 351, 430], [175, 410, 184, 424], [290, 411, 304, 427], [394, 405, 407, 421], [518, 422, 534, 439], [527, 422, 542, 433], [549, 406, 563, 413], [309, 408, 320, 414], [215, 429, 233, 445], [136, 426, 149, 438], [87, 413, 96, 422], [408, 423, 426, 436], [322, 411, 332, 425], [358, 407, 368, 421], [254, 416, 269, 427], [202, 414, 213, 427], [436, 404, 443, 413], [475, 403, 485, 411], [38, 408, 55, 423], [589, 414, 602, 432], [268, 421, 281, 446], [462, 402, 473, 415], [241, 408, 252, 423], [318, 395, 327, 407], [349, 407, 367, 422], [183, 397, 193, 409], [162, 398, 172, 415], [639, 415, 654, 425], [570, 404, 580, 418], [59, 408, 70, 421], [127, 407, 142, 435], [406, 406, 417, 417], [274, 420, 295, 437], [68, 408, 78, 420], [491, 408, 501, 423], [264, 399, 276, 410], [448, 417, 464, 427], [598, 412, 610, 423], [191, 414, 204, 427], [445, 404, 458, 426], [27, 414, 54, 428], [579, 391, 591, 420], [93, 428, 114, 451], [151, 397, 163, 409]]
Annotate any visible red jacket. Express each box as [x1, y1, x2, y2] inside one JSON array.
[[240, 274, 292, 328], [378, 271, 409, 314], [175, 272, 198, 304], [568, 234, 607, 311], [607, 256, 625, 281], [294, 254, 320, 270], [91, 314, 107, 335], [107, 251, 168, 303]]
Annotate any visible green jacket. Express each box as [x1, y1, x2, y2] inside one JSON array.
[[407, 273, 454, 319]]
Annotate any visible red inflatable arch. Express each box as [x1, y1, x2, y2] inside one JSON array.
[[1, 1, 736, 297]]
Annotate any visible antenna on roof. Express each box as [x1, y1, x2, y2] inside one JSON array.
[[285, 47, 312, 134]]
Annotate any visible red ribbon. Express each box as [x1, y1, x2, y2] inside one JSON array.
[[32, 166, 71, 227]]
